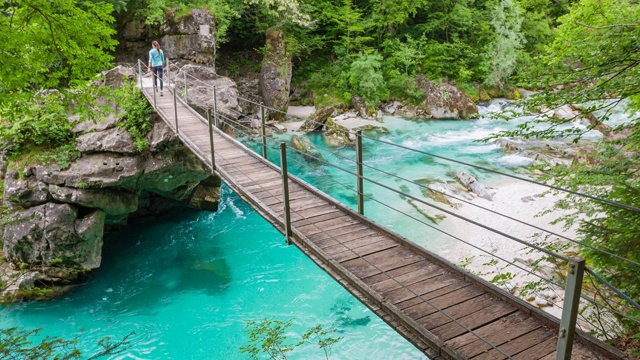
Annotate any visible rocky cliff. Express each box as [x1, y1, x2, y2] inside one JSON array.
[[0, 69, 220, 302]]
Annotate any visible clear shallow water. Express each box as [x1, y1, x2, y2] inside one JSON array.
[[241, 99, 633, 253], [1, 187, 427, 359]]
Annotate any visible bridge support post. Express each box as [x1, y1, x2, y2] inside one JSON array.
[[556, 256, 585, 360], [173, 82, 179, 134], [279, 142, 292, 245], [207, 109, 216, 172], [138, 61, 143, 89], [261, 104, 267, 159], [184, 71, 188, 104], [213, 87, 219, 128], [152, 69, 157, 109], [356, 130, 364, 215]]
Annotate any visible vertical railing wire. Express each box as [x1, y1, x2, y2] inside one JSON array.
[[261, 104, 268, 159], [184, 70, 188, 104], [556, 257, 586, 360], [356, 130, 364, 215], [173, 75, 178, 134], [280, 142, 292, 244], [213, 87, 219, 128], [152, 66, 157, 108], [207, 108, 216, 172]]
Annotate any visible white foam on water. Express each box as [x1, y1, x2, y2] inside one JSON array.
[[497, 154, 535, 167]]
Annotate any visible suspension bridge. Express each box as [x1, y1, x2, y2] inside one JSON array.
[[135, 60, 638, 360]]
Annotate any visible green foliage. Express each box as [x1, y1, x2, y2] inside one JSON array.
[[0, 0, 116, 97], [116, 85, 154, 152], [0, 92, 76, 153], [481, 0, 640, 349], [0, 327, 134, 359], [483, 0, 525, 89], [239, 318, 342, 360], [344, 53, 388, 107]]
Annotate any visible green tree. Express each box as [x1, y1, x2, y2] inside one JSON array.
[[487, 0, 640, 349], [0, 0, 117, 97], [483, 0, 525, 89], [345, 53, 388, 106]]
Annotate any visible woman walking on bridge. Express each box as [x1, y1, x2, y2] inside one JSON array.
[[148, 41, 165, 96]]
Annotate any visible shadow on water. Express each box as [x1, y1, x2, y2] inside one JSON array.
[[331, 298, 372, 331], [71, 209, 233, 314]]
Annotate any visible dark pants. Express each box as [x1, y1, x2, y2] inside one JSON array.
[[152, 65, 163, 91]]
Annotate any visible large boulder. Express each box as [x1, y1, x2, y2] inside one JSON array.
[[0, 67, 222, 302], [323, 118, 352, 147], [2, 203, 105, 269], [455, 172, 495, 201], [351, 95, 367, 118], [76, 127, 137, 154], [300, 105, 335, 132], [160, 9, 216, 63], [188, 176, 221, 212], [408, 75, 478, 119], [70, 97, 120, 134], [259, 28, 292, 121], [175, 64, 239, 118]]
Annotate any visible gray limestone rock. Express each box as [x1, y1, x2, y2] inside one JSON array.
[[397, 76, 478, 119], [351, 95, 367, 118], [76, 127, 137, 154], [175, 65, 239, 118], [49, 185, 138, 215], [3, 171, 51, 208], [300, 105, 335, 132], [147, 117, 178, 151], [455, 172, 495, 201], [259, 28, 291, 121], [188, 176, 221, 212], [2, 203, 103, 269]]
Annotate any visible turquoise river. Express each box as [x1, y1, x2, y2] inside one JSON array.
[[1, 100, 627, 359]]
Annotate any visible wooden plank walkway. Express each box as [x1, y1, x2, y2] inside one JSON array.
[[140, 84, 627, 360]]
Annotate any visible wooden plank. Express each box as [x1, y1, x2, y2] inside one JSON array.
[[370, 263, 446, 294], [448, 312, 541, 358], [322, 235, 387, 255], [416, 294, 499, 328], [384, 273, 462, 304], [429, 301, 517, 341], [363, 260, 433, 284], [511, 335, 557, 359], [291, 209, 344, 226], [331, 239, 399, 263], [341, 247, 423, 279], [401, 284, 483, 317], [471, 327, 555, 360], [313, 227, 380, 248], [297, 215, 361, 236]]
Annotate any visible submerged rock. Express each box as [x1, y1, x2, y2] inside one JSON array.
[[455, 172, 495, 201]]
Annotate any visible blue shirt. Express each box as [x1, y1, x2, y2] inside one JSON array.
[[149, 48, 164, 67]]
